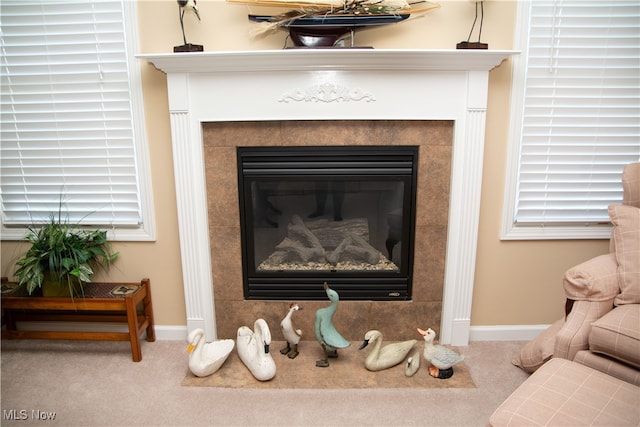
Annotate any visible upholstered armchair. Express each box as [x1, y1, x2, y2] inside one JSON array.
[[513, 162, 640, 386]]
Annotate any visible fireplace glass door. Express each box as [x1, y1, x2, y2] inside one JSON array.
[[238, 146, 417, 300]]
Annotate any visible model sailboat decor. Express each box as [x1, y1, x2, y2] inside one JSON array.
[[228, 0, 440, 48]]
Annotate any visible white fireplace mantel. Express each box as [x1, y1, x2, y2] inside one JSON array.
[[140, 49, 517, 346]]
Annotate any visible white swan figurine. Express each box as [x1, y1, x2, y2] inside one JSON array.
[[187, 328, 235, 377], [405, 350, 421, 377], [359, 330, 417, 372], [280, 302, 303, 359], [417, 327, 464, 379], [237, 318, 276, 381]]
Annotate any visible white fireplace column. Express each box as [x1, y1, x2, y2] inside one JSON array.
[[140, 49, 517, 345]]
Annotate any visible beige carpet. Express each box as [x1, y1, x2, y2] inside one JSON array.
[[182, 340, 475, 389], [2, 340, 530, 426]]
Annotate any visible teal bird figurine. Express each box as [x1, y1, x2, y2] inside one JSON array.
[[314, 282, 351, 367]]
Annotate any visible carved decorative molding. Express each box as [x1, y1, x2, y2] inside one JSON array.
[[279, 82, 375, 103]]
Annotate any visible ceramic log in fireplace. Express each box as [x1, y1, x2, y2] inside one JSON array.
[[238, 146, 418, 300]]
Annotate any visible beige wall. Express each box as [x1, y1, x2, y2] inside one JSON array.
[[0, 0, 610, 331]]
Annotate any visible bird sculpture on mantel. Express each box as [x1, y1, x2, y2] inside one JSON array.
[[314, 282, 351, 367], [417, 327, 465, 379], [280, 302, 303, 359], [175, 0, 203, 52]]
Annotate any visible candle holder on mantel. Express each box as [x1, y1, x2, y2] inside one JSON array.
[[457, 0, 488, 50], [174, 0, 204, 53]]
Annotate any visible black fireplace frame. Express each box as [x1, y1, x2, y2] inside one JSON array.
[[237, 146, 418, 301]]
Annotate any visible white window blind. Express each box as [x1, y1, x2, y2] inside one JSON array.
[[0, 0, 150, 233], [503, 0, 640, 239]]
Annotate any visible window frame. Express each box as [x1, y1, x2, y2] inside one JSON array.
[[0, 0, 156, 242], [501, 0, 637, 241]]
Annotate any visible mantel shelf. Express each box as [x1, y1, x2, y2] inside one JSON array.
[[138, 49, 518, 74]]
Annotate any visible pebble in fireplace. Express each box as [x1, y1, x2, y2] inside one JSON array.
[[238, 146, 418, 301]]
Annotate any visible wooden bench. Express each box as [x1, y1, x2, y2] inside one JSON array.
[[1, 278, 155, 362]]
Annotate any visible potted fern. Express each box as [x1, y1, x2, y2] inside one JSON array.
[[14, 212, 118, 297]]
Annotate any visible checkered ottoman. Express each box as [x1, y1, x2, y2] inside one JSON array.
[[490, 358, 640, 426]]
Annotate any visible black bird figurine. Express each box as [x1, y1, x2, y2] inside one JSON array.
[[175, 0, 203, 52], [456, 1, 488, 50]]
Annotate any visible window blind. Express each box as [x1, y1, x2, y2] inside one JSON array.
[[0, 0, 142, 227], [514, 0, 640, 226]]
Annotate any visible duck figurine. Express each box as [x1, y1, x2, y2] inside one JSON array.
[[314, 282, 351, 367], [359, 330, 417, 372], [280, 302, 303, 359], [186, 328, 235, 377], [417, 327, 465, 379], [237, 318, 276, 381]]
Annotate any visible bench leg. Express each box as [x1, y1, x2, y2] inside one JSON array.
[[142, 279, 155, 342], [3, 309, 17, 332], [125, 296, 142, 362]]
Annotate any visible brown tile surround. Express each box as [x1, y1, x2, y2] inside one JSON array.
[[203, 120, 452, 342]]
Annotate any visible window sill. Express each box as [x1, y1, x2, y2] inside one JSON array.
[[500, 223, 612, 241], [1, 226, 155, 242]]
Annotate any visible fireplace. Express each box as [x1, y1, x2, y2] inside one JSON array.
[[140, 49, 516, 344], [237, 146, 418, 300], [202, 119, 449, 341]]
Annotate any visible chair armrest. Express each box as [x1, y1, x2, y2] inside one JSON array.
[[563, 253, 619, 302], [554, 299, 615, 360]]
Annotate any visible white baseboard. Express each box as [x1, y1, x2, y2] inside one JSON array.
[[11, 323, 549, 342], [156, 325, 550, 341], [469, 324, 550, 342], [13, 321, 189, 341], [160, 324, 551, 342], [155, 325, 188, 340]]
